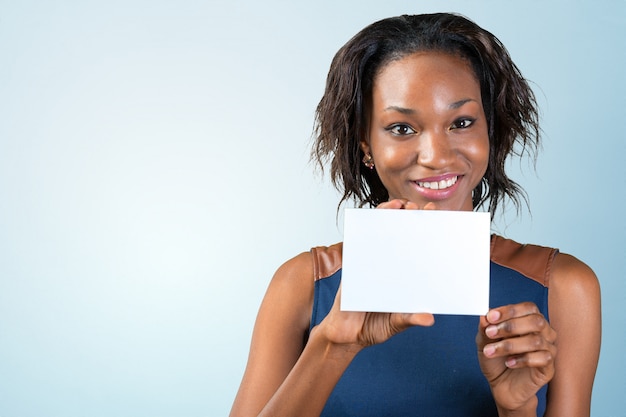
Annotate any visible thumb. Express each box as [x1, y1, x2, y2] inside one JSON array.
[[393, 312, 435, 331]]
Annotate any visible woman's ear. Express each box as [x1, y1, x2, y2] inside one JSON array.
[[360, 140, 371, 155], [360, 140, 375, 169]]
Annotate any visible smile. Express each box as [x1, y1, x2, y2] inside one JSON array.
[[416, 176, 458, 190]]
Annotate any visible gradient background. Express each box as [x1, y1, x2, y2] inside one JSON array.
[[1, 1, 624, 416]]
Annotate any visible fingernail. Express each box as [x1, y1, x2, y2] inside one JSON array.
[[483, 345, 496, 357], [485, 325, 498, 338], [487, 310, 501, 322], [505, 358, 516, 367]]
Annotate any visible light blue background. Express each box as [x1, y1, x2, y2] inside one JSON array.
[[1, 1, 624, 416]]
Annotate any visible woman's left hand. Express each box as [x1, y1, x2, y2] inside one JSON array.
[[476, 302, 557, 414]]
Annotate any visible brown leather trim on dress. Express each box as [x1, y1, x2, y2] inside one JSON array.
[[490, 235, 558, 287], [311, 242, 343, 281], [312, 237, 557, 287]]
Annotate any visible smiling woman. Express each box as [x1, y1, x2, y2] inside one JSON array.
[[0, 1, 622, 416], [229, 13, 601, 417], [362, 52, 489, 212]]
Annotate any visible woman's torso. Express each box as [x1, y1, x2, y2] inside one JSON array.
[[308, 235, 556, 417]]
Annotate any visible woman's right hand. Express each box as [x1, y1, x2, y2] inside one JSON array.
[[318, 285, 435, 349], [317, 198, 436, 349], [230, 198, 437, 417]]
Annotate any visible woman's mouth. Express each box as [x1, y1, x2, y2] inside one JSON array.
[[416, 176, 458, 190]]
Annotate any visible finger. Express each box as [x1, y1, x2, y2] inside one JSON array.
[[377, 199, 408, 209], [502, 349, 556, 370], [403, 200, 420, 210], [393, 200, 428, 210], [387, 312, 435, 334], [358, 312, 433, 346], [397, 312, 435, 328], [485, 302, 541, 325], [377, 199, 438, 210], [484, 314, 555, 341], [482, 333, 557, 360], [358, 312, 433, 347]]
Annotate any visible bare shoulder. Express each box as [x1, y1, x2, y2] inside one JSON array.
[[249, 250, 317, 347], [264, 242, 343, 326], [262, 250, 316, 328], [550, 252, 600, 305], [549, 251, 601, 328], [271, 250, 315, 286]]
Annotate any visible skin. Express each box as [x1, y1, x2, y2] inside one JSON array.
[[229, 52, 601, 417], [361, 52, 489, 211]]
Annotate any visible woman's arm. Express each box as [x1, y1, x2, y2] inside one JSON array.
[[229, 249, 434, 417], [231, 198, 438, 416], [229, 251, 318, 416], [544, 253, 601, 417]]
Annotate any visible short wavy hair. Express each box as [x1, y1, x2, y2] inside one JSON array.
[[312, 13, 540, 217]]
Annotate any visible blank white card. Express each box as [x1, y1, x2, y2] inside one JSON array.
[[341, 209, 490, 315]]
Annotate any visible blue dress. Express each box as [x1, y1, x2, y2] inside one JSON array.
[[309, 235, 557, 417]]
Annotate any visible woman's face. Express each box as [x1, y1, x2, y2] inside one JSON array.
[[361, 51, 489, 211]]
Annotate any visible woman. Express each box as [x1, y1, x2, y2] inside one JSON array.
[[230, 13, 600, 417]]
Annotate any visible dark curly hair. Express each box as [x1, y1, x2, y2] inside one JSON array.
[[312, 13, 540, 218]]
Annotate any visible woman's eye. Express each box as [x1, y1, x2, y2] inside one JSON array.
[[451, 118, 475, 129], [388, 124, 416, 136]]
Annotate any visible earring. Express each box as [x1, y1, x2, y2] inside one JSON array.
[[362, 153, 375, 169]]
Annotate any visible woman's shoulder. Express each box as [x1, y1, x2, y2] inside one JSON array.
[[268, 242, 344, 301], [261, 243, 344, 330], [491, 234, 599, 295], [550, 251, 600, 301], [548, 246, 600, 320], [490, 234, 559, 287]]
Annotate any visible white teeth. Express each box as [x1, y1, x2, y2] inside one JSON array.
[[417, 176, 458, 190]]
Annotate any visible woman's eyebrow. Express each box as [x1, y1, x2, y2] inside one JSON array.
[[384, 99, 477, 114], [449, 98, 476, 109], [384, 105, 415, 114]]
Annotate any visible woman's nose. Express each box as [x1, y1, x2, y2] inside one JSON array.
[[416, 130, 453, 168]]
